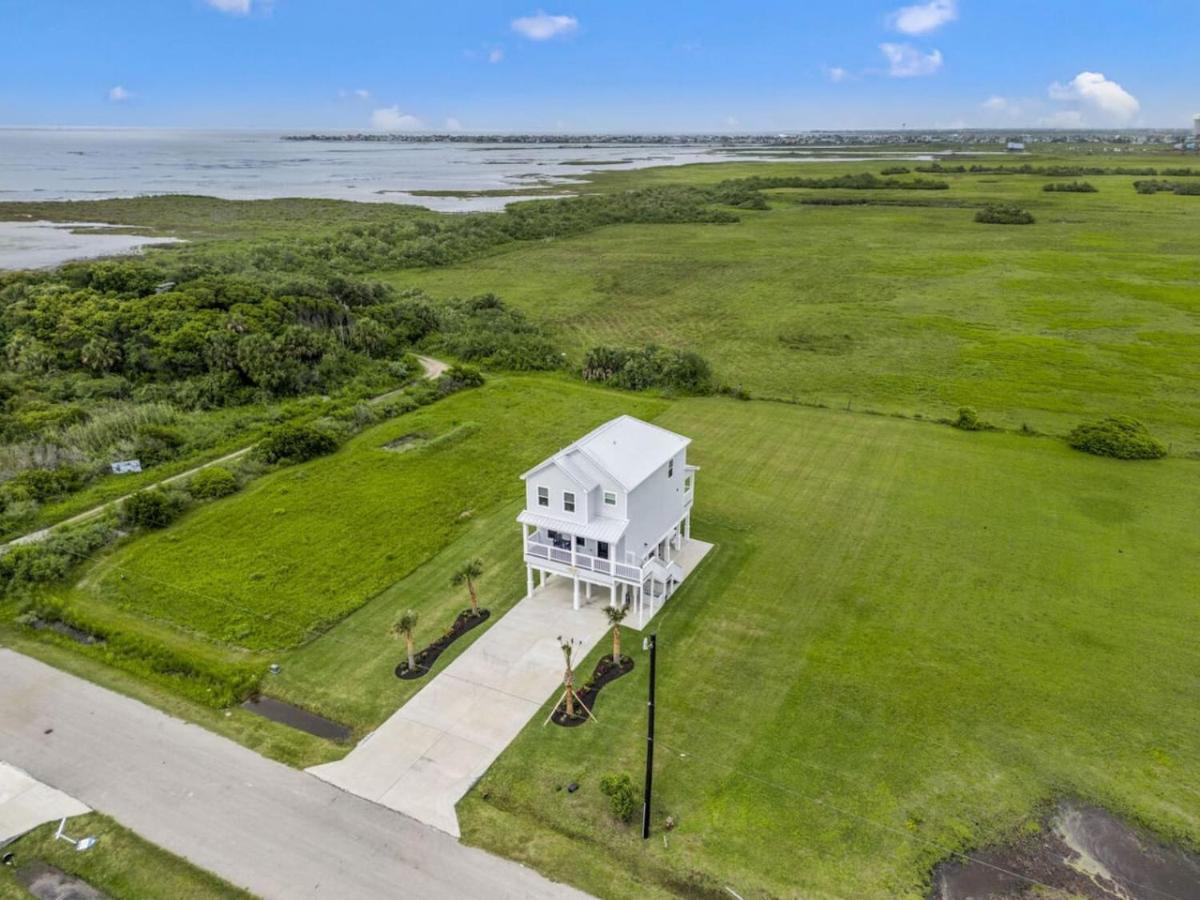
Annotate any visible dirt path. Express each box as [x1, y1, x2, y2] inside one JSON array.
[[2, 355, 448, 551]]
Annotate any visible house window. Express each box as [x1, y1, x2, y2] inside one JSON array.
[[597, 541, 609, 560], [668, 459, 674, 478], [563, 491, 575, 513], [603, 491, 617, 507], [576, 536, 586, 548], [537, 486, 549, 507]]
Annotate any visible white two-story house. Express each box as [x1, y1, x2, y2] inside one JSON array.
[[518, 415, 698, 625]]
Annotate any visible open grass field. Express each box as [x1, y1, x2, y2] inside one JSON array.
[[458, 391, 1200, 898], [391, 155, 1200, 452], [0, 813, 251, 900], [63, 378, 662, 652]]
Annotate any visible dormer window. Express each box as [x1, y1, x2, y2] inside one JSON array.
[[603, 491, 617, 507], [537, 486, 549, 507], [563, 491, 575, 513], [668, 459, 674, 478]]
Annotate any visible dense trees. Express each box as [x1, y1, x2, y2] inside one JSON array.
[[582, 345, 713, 394]]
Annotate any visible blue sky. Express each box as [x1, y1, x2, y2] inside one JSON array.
[[1, 0, 1196, 131]]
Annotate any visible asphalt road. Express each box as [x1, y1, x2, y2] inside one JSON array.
[[0, 649, 587, 900]]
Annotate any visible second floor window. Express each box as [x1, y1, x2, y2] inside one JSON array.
[[563, 491, 575, 513], [603, 491, 617, 506], [668, 459, 674, 478], [537, 486, 549, 507]]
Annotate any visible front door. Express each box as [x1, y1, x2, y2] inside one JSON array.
[[597, 541, 609, 560]]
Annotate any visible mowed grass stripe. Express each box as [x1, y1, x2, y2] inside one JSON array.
[[464, 393, 1200, 898]]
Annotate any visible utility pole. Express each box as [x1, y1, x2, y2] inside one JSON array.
[[641, 632, 657, 840]]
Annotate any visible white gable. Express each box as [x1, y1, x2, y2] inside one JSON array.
[[523, 415, 689, 491]]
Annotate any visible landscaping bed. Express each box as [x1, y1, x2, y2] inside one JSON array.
[[395, 608, 490, 680], [551, 655, 634, 727]]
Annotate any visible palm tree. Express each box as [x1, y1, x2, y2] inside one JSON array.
[[559, 636, 579, 719], [450, 559, 484, 616], [392, 609, 420, 673], [605, 605, 627, 663]]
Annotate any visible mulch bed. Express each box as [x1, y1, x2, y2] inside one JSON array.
[[551, 654, 634, 727], [395, 608, 491, 680]]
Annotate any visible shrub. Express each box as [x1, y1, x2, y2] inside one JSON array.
[[121, 489, 185, 529], [0, 520, 118, 595], [975, 204, 1035, 225], [1066, 416, 1167, 460], [599, 773, 639, 824], [188, 465, 239, 500], [257, 423, 338, 465], [581, 345, 713, 395], [1043, 181, 1097, 193], [952, 407, 989, 431], [133, 424, 187, 466]]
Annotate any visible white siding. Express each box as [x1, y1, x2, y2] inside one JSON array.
[[524, 462, 589, 525], [623, 447, 688, 563]]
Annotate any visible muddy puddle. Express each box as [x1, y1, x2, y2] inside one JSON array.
[[16, 861, 107, 900], [933, 802, 1200, 899], [240, 696, 352, 742]]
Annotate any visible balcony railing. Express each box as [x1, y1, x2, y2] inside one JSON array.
[[525, 538, 642, 584]]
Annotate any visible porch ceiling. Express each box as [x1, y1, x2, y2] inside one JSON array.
[[517, 510, 629, 543]]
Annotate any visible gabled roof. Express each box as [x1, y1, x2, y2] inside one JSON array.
[[521, 415, 690, 492]]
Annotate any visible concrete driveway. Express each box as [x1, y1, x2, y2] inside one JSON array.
[[310, 540, 713, 837], [0, 649, 586, 900], [309, 576, 611, 836]]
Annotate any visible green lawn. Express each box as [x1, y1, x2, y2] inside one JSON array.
[[458, 393, 1200, 898], [391, 158, 1200, 453], [0, 814, 250, 900]]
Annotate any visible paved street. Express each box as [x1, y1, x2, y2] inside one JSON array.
[[0, 649, 586, 900]]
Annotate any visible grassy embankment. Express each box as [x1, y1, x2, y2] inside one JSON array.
[[0, 813, 251, 900], [392, 154, 1200, 453]]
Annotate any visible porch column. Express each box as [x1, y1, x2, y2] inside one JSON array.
[[573, 576, 580, 610], [526, 565, 534, 597], [637, 584, 644, 628], [684, 514, 691, 541], [610, 582, 617, 608]]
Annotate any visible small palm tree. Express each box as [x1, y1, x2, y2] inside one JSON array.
[[392, 609, 420, 673], [450, 559, 484, 616], [605, 605, 627, 662]]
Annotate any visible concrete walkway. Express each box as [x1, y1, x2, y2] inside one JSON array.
[[0, 649, 586, 900], [309, 540, 713, 837]]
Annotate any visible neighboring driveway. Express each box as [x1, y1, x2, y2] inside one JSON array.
[[310, 540, 713, 837], [0, 762, 89, 847], [0, 649, 586, 900]]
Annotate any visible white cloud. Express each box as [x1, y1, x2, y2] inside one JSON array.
[[108, 85, 131, 102], [879, 43, 943, 77], [826, 66, 849, 83], [339, 88, 371, 100], [1040, 109, 1085, 128], [370, 107, 425, 131], [889, 0, 957, 35], [511, 11, 578, 41], [445, 117, 463, 132], [724, 115, 740, 129], [1048, 71, 1139, 122], [205, 0, 252, 15], [980, 95, 1024, 118], [489, 47, 504, 63]]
